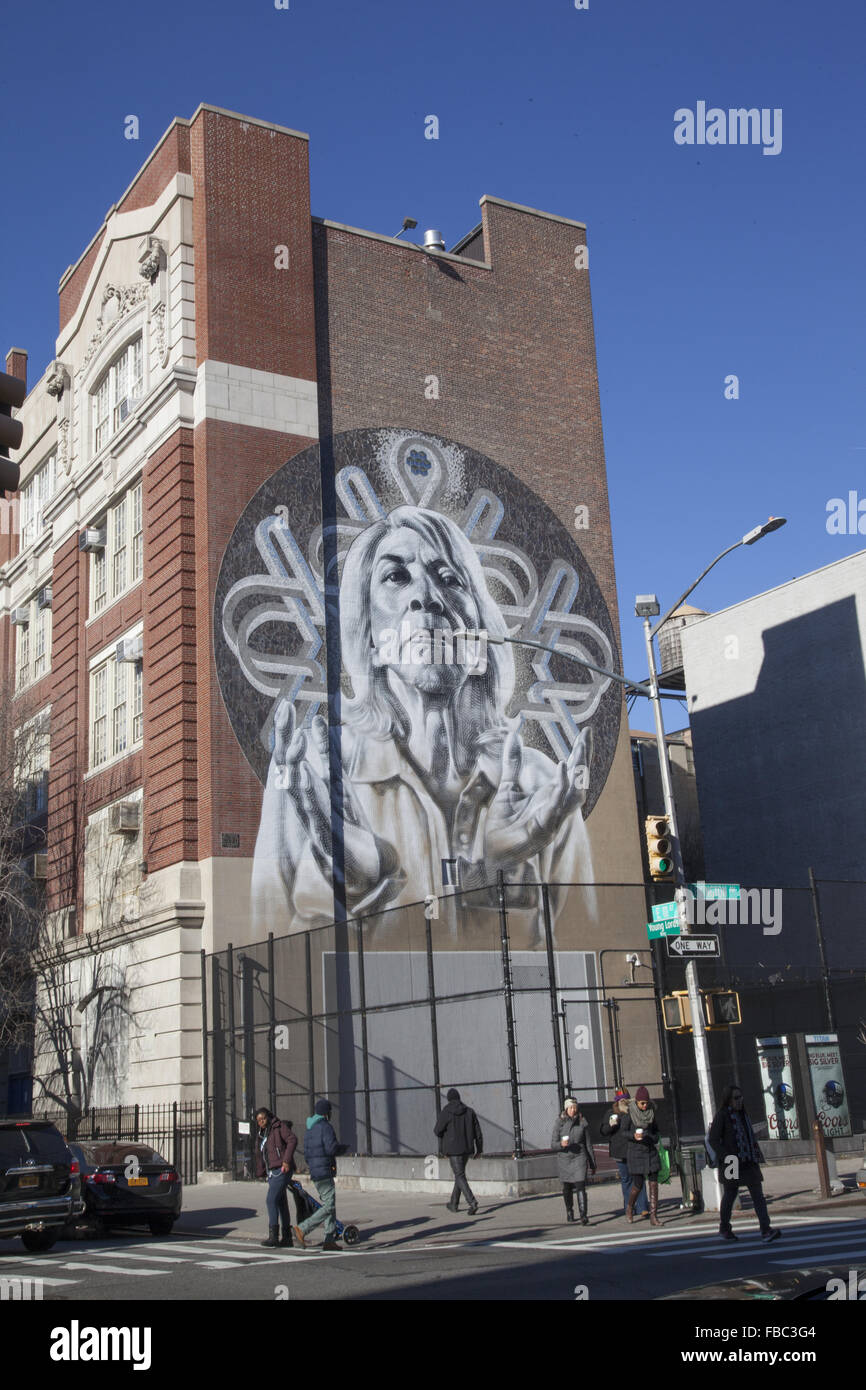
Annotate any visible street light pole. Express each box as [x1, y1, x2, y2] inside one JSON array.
[[641, 613, 720, 1209]]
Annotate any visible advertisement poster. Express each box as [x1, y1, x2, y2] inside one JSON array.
[[756, 1036, 801, 1140], [805, 1033, 852, 1139]]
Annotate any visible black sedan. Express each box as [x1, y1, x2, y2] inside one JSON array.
[[69, 1142, 182, 1236]]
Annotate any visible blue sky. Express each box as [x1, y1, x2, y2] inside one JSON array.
[[3, 0, 864, 728]]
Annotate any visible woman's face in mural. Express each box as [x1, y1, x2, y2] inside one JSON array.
[[369, 525, 482, 696]]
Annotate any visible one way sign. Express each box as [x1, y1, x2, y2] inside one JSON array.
[[666, 935, 720, 958]]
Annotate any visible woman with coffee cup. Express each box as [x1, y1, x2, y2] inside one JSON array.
[[551, 1097, 596, 1224], [600, 1088, 648, 1217], [622, 1085, 662, 1227]]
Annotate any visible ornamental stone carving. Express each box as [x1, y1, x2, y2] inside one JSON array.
[[46, 361, 71, 399], [138, 236, 164, 283], [82, 284, 148, 368]]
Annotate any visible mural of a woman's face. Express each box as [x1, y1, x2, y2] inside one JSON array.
[[369, 524, 483, 696]]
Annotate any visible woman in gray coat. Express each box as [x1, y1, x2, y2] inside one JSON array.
[[552, 1097, 596, 1224]]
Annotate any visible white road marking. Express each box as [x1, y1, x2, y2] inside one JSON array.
[[57, 1262, 164, 1277]]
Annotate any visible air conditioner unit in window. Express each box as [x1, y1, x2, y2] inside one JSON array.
[[11, 607, 30, 626], [37, 587, 53, 610], [32, 853, 48, 880], [116, 634, 144, 664], [79, 528, 106, 553], [109, 800, 140, 835]]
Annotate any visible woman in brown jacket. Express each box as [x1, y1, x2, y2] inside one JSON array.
[[255, 1107, 299, 1247]]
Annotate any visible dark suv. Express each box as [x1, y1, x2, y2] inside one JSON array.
[[0, 1120, 83, 1251]]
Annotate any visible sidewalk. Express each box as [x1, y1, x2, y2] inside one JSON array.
[[175, 1157, 865, 1246]]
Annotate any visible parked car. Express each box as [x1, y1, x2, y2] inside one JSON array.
[[658, 1265, 866, 1300], [68, 1141, 182, 1236], [0, 1119, 83, 1252]]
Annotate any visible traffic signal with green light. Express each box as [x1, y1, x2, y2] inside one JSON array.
[[645, 815, 674, 882], [0, 370, 26, 496]]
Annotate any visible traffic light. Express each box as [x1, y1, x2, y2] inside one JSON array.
[[705, 990, 742, 1027], [645, 815, 674, 881], [661, 992, 690, 1030], [0, 369, 26, 497]]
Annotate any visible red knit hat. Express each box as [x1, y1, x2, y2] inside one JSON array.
[[635, 1085, 651, 1102]]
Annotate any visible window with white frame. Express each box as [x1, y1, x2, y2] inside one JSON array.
[[92, 337, 143, 454], [89, 635, 143, 770], [15, 711, 50, 819], [20, 455, 56, 550], [89, 479, 143, 617], [15, 598, 51, 690]]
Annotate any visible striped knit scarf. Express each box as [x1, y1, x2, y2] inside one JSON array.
[[730, 1108, 760, 1164]]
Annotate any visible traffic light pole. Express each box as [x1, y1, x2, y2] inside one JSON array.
[[642, 616, 720, 1210]]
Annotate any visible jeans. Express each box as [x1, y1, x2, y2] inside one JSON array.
[[299, 1176, 338, 1239], [616, 1159, 647, 1213], [448, 1154, 477, 1208], [719, 1161, 771, 1234], [266, 1168, 295, 1231]]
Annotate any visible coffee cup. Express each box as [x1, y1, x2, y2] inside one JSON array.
[[609, 1113, 619, 1125], [635, 1128, 644, 1140]]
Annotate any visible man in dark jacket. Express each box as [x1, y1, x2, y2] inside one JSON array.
[[254, 1107, 298, 1247], [294, 1099, 345, 1251], [434, 1088, 484, 1215], [708, 1084, 780, 1244]]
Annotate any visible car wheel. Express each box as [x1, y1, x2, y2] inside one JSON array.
[[21, 1230, 58, 1253], [148, 1219, 174, 1236]]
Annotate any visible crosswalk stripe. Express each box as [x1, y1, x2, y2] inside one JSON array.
[[703, 1238, 866, 1263], [76, 1250, 190, 1263], [56, 1262, 164, 1277], [134, 1241, 291, 1260], [644, 1228, 866, 1258]]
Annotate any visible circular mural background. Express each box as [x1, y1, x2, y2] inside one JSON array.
[[214, 427, 622, 819]]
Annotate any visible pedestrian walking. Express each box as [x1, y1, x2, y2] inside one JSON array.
[[623, 1086, 662, 1227], [293, 1099, 345, 1251], [434, 1088, 483, 1215], [552, 1097, 596, 1224], [254, 1107, 299, 1248], [708, 1084, 780, 1244], [600, 1088, 648, 1218]]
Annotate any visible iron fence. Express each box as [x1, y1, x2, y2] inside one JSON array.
[[35, 1102, 207, 1186]]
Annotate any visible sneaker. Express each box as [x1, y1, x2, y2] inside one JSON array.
[[719, 1230, 738, 1242], [762, 1228, 781, 1243], [467, 1203, 479, 1215], [322, 1237, 342, 1251], [292, 1225, 306, 1248]]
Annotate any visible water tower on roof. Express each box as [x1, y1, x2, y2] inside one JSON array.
[[657, 604, 708, 688]]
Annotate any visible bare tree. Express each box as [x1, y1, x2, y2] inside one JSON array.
[[0, 672, 48, 1052]]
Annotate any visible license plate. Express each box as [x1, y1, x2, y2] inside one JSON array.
[[127, 1177, 148, 1187], [18, 1175, 38, 1189]]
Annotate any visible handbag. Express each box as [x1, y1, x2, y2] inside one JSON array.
[[657, 1144, 671, 1185]]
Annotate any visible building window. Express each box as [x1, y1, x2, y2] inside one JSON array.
[[91, 666, 108, 767], [92, 338, 143, 455], [20, 455, 56, 551], [89, 642, 143, 770], [14, 599, 52, 691], [131, 484, 143, 584], [88, 480, 142, 617], [132, 664, 143, 744], [15, 710, 50, 820], [16, 621, 30, 690]]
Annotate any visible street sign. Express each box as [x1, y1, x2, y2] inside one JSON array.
[[647, 919, 682, 941], [651, 901, 678, 924], [666, 934, 720, 958], [687, 882, 740, 900]]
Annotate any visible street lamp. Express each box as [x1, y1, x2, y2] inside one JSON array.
[[636, 516, 787, 1207]]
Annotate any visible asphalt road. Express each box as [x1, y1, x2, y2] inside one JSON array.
[[2, 1213, 865, 1301]]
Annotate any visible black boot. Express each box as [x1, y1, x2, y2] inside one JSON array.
[[278, 1228, 293, 1246], [577, 1189, 589, 1226], [563, 1187, 575, 1222], [262, 1225, 280, 1248]]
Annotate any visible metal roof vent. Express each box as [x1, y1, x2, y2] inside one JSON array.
[[423, 229, 446, 253]]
